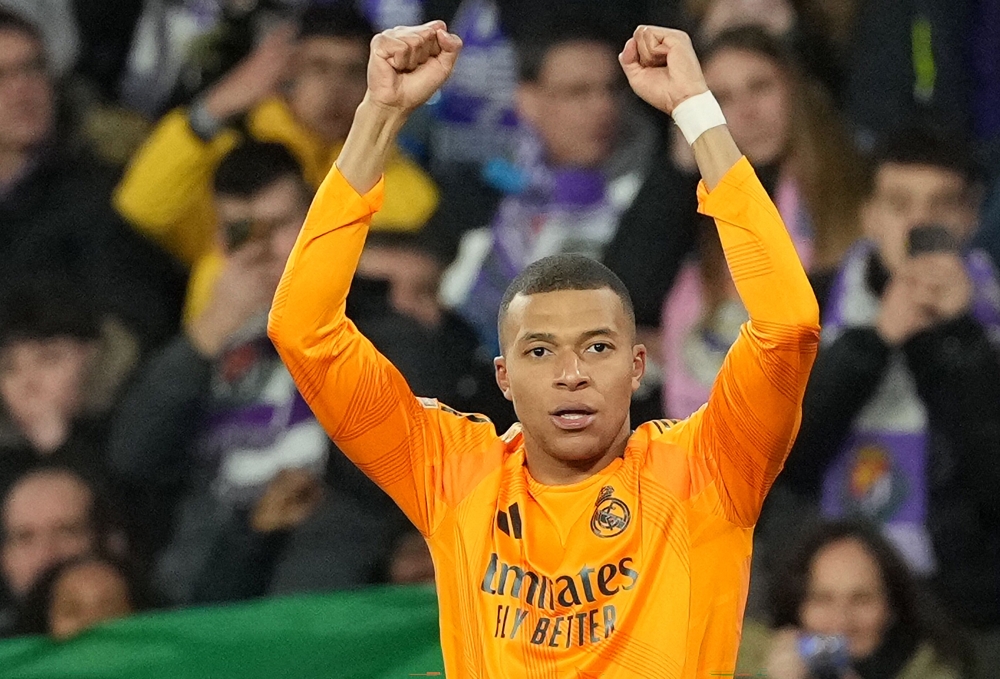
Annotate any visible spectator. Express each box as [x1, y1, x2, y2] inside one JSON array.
[[0, 277, 139, 497], [114, 3, 439, 323], [0, 8, 185, 348], [436, 21, 677, 368], [356, 231, 516, 430], [843, 0, 984, 148], [15, 553, 154, 640], [737, 520, 970, 679], [660, 26, 864, 418], [387, 531, 435, 586], [191, 467, 406, 604], [108, 141, 430, 605], [779, 127, 1000, 632], [682, 0, 845, 98], [0, 468, 122, 637]]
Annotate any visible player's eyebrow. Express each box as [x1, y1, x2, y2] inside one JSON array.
[[517, 331, 557, 345], [516, 328, 618, 346], [578, 327, 616, 342]]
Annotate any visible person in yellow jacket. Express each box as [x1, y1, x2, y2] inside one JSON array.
[[114, 4, 439, 322]]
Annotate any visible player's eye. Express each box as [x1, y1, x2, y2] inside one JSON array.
[[587, 342, 610, 354], [527, 347, 549, 358]]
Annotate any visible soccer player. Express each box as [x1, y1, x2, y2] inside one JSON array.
[[268, 21, 820, 679]]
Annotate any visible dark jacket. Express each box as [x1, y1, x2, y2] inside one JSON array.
[[0, 147, 185, 348], [107, 291, 455, 604], [779, 252, 1000, 627]]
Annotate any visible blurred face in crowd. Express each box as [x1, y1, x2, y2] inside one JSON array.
[[699, 0, 796, 42], [358, 246, 443, 329], [0, 27, 54, 155], [517, 40, 621, 168], [799, 538, 892, 659], [49, 560, 134, 640], [495, 288, 644, 481], [287, 36, 368, 144], [704, 47, 791, 166], [1, 471, 96, 597], [389, 532, 435, 585], [0, 337, 95, 446], [862, 163, 976, 273], [215, 175, 311, 293]]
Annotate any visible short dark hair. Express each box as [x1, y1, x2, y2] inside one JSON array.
[[516, 21, 619, 83], [298, 3, 375, 43], [213, 140, 306, 198], [0, 276, 101, 348], [363, 231, 447, 267], [0, 7, 44, 45], [498, 254, 635, 348], [867, 125, 978, 194], [770, 519, 972, 675]]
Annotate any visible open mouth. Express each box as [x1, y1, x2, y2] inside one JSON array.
[[550, 405, 597, 431]]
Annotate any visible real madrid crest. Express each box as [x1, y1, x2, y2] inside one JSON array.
[[590, 485, 631, 538]]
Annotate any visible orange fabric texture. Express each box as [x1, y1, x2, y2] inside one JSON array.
[[268, 157, 820, 678]]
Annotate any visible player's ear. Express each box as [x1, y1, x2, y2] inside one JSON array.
[[494, 356, 513, 402], [631, 344, 646, 393]]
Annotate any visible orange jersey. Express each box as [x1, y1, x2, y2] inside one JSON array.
[[268, 157, 820, 678]]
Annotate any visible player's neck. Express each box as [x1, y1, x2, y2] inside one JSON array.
[[523, 422, 632, 486]]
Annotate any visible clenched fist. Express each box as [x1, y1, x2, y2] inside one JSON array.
[[366, 21, 462, 112], [619, 26, 709, 115]]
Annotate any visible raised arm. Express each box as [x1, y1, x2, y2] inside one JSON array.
[[622, 27, 820, 528], [267, 23, 482, 536]]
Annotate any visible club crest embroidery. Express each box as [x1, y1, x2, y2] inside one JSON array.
[[591, 485, 631, 538]]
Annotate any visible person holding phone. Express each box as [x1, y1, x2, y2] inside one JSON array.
[[774, 126, 1000, 654], [736, 520, 970, 679]]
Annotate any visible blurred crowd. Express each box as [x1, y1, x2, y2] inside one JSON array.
[[0, 1, 997, 678]]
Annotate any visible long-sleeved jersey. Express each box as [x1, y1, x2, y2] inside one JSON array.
[[268, 157, 820, 678]]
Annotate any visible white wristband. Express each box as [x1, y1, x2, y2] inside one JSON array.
[[671, 91, 727, 145]]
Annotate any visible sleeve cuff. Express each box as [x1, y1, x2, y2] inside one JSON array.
[[326, 167, 386, 215], [696, 156, 756, 211]]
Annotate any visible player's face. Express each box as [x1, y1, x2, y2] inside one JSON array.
[[495, 289, 645, 478], [516, 41, 622, 169], [798, 538, 891, 660], [862, 163, 975, 273], [704, 47, 791, 166]]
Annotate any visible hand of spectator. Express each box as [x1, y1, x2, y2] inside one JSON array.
[[251, 469, 325, 534], [202, 24, 296, 121], [876, 269, 936, 347], [187, 242, 284, 357], [618, 26, 709, 116], [365, 21, 462, 113], [764, 628, 809, 679], [907, 252, 973, 323]]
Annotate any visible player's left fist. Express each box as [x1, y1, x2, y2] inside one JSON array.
[[619, 26, 708, 115], [367, 21, 462, 113]]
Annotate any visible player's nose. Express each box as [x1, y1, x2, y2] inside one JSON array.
[[553, 354, 591, 390]]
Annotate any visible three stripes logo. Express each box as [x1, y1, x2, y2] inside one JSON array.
[[496, 503, 523, 539]]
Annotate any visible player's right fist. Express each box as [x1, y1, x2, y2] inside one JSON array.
[[619, 25, 708, 116], [367, 21, 462, 113]]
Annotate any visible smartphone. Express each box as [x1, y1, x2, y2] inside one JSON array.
[[907, 224, 960, 257], [798, 634, 850, 679], [224, 219, 255, 252]]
